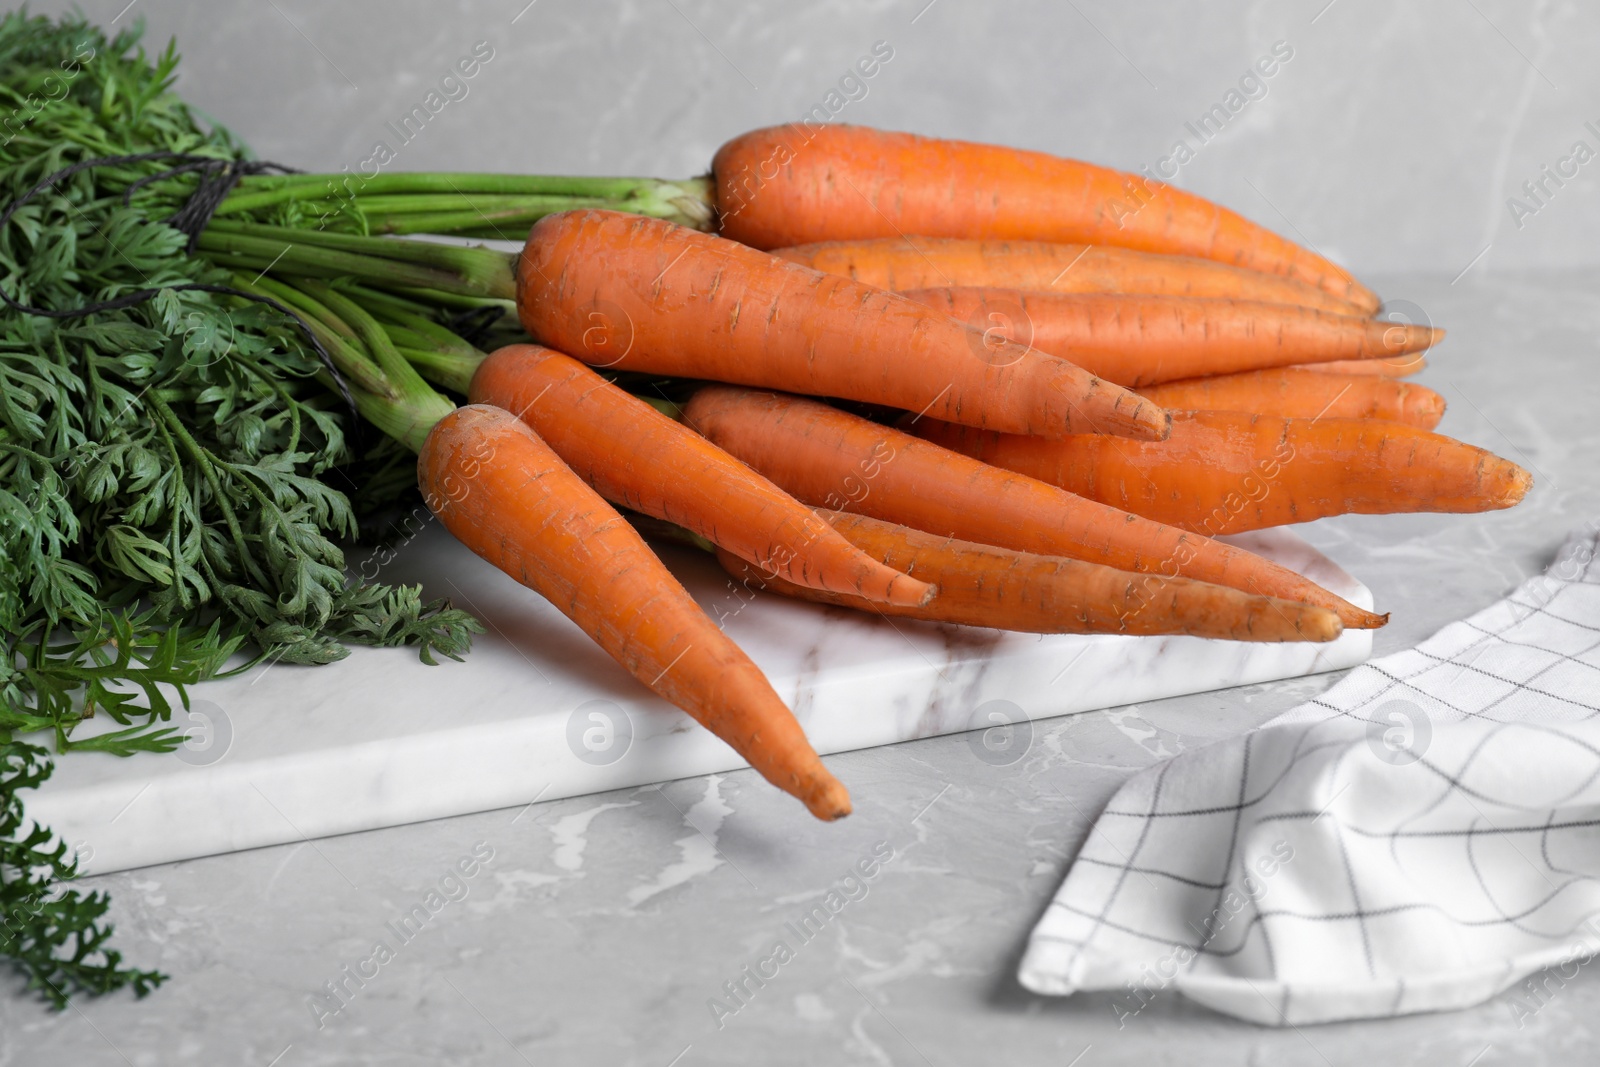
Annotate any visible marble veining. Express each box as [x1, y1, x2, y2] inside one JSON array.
[[628, 777, 733, 909], [21, 527, 1369, 877]]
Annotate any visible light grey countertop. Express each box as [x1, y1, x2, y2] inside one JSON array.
[[1, 269, 1593, 1064]]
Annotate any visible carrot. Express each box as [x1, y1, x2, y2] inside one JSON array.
[[1136, 369, 1446, 429], [517, 210, 1170, 441], [418, 404, 850, 820], [772, 237, 1363, 316], [900, 289, 1441, 387], [911, 410, 1532, 535], [713, 124, 1378, 312], [719, 511, 1343, 643], [1302, 356, 1427, 378], [682, 386, 1385, 629], [468, 343, 933, 607]]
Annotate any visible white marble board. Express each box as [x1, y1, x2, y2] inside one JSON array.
[[21, 525, 1372, 876]]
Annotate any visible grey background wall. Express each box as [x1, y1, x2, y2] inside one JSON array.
[[35, 0, 1600, 279]]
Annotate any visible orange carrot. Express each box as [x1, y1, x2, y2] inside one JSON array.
[[1303, 356, 1427, 377], [682, 386, 1384, 629], [719, 511, 1343, 642], [517, 210, 1169, 441], [713, 124, 1378, 311], [900, 289, 1441, 387], [468, 344, 932, 606], [1136, 369, 1446, 429], [418, 404, 850, 820], [772, 237, 1363, 316], [912, 410, 1532, 535]]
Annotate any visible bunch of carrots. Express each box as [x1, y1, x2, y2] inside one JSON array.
[[200, 123, 1529, 821]]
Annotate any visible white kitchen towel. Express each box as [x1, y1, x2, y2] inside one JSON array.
[[1019, 519, 1600, 1026]]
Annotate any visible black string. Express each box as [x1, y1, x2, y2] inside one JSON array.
[[121, 155, 299, 252], [0, 151, 359, 421]]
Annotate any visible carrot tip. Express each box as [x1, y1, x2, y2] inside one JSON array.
[[1384, 324, 1444, 356], [1498, 463, 1534, 506], [804, 776, 853, 821], [1118, 405, 1173, 442]]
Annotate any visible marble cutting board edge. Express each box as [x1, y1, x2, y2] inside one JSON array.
[[21, 525, 1373, 876]]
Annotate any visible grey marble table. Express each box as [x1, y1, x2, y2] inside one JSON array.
[[2, 270, 1594, 1065]]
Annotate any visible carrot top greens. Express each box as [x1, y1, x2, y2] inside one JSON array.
[[0, 13, 480, 1006]]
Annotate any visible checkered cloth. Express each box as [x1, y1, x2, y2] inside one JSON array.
[[1019, 520, 1600, 1026]]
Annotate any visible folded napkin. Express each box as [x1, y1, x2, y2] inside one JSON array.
[[1019, 519, 1600, 1026]]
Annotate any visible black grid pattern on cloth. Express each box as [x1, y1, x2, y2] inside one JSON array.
[[1021, 522, 1600, 1022]]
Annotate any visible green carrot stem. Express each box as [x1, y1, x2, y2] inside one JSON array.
[[219, 173, 716, 230], [202, 220, 517, 299], [299, 282, 425, 395], [338, 283, 441, 320], [337, 287, 491, 395], [422, 229, 528, 242], [280, 193, 595, 215], [200, 231, 492, 300], [397, 345, 480, 395], [301, 194, 540, 213], [209, 220, 507, 273], [231, 172, 686, 198], [228, 274, 398, 399], [234, 273, 457, 451], [363, 208, 571, 237], [386, 287, 517, 312], [260, 277, 363, 346], [294, 281, 457, 452], [379, 322, 434, 350], [313, 369, 451, 454], [224, 194, 612, 235], [362, 302, 484, 361]]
